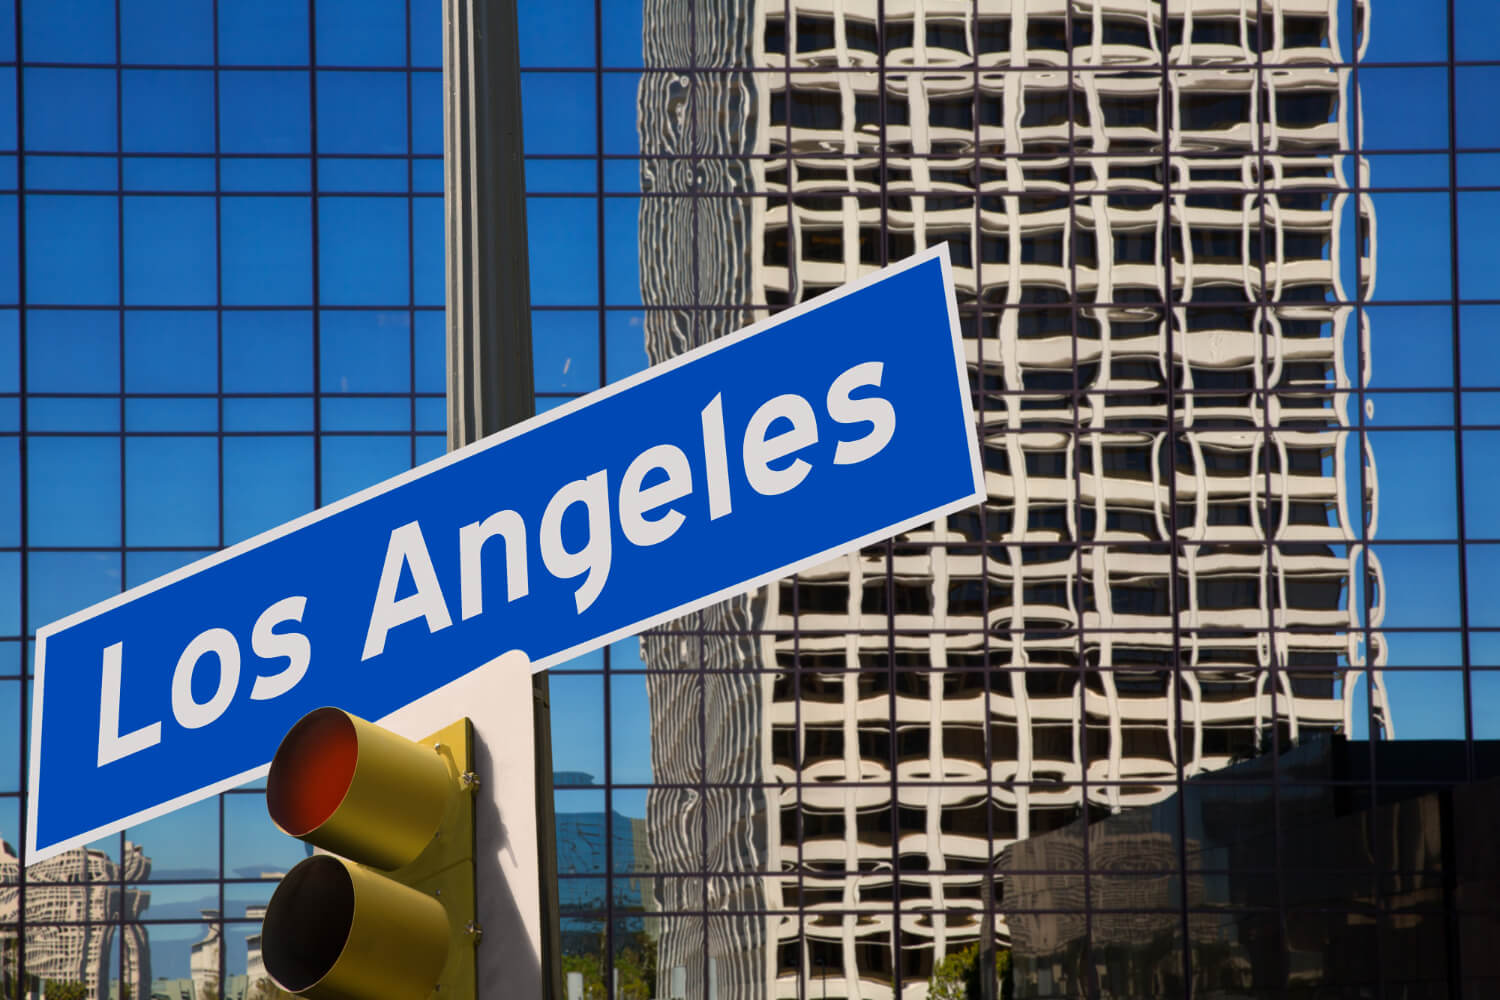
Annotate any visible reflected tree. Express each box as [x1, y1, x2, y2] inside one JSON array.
[[41, 982, 86, 1000], [612, 941, 655, 1000], [0, 939, 32, 1000], [927, 943, 1013, 1000], [560, 931, 657, 1000], [250, 978, 295, 1000]]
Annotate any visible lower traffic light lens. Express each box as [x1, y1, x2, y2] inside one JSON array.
[[267, 707, 358, 837], [263, 854, 452, 999], [261, 855, 356, 993]]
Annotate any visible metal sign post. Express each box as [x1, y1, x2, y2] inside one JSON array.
[[441, 0, 560, 991]]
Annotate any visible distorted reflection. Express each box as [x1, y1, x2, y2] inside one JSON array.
[[0, 841, 151, 998], [2, 836, 282, 998], [1000, 736, 1500, 997], [634, 1, 1389, 997]]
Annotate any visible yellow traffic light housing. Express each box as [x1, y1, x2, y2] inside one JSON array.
[[260, 708, 478, 1000]]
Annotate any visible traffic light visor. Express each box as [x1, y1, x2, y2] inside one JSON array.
[[266, 706, 456, 870]]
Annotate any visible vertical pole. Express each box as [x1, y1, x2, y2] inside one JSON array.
[[443, 2, 562, 998], [443, 0, 534, 445]]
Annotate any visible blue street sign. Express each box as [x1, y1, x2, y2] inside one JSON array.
[[27, 246, 982, 862]]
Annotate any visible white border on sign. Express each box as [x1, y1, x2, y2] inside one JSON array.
[[26, 243, 983, 863]]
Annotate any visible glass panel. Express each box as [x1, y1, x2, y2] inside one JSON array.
[[23, 68, 116, 152], [223, 791, 309, 879], [25, 195, 119, 305], [223, 435, 315, 544], [1458, 191, 1500, 301], [28, 437, 120, 547], [1456, 66, 1500, 151], [223, 311, 314, 391], [22, 0, 115, 63], [1370, 192, 1451, 302], [316, 0, 405, 66], [122, 70, 214, 153], [1366, 430, 1458, 540], [220, 71, 311, 154], [518, 0, 594, 68], [221, 197, 314, 305], [124, 195, 218, 306], [127, 798, 220, 881], [0, 680, 18, 793], [318, 197, 410, 305], [319, 434, 412, 503], [1374, 544, 1462, 629], [529, 197, 600, 305], [533, 310, 601, 393], [122, 0, 214, 64], [1382, 669, 1469, 742], [317, 70, 408, 155], [523, 73, 598, 156], [219, 0, 308, 65], [1358, 68, 1449, 151], [126, 435, 219, 547], [27, 551, 121, 634]]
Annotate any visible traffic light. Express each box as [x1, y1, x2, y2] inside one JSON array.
[[259, 707, 479, 1000]]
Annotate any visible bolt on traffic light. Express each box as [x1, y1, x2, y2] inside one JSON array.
[[259, 707, 480, 1000]]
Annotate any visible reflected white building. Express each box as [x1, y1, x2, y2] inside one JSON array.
[[0, 840, 151, 1000], [189, 910, 219, 1000], [245, 905, 266, 987], [638, 1, 1387, 998]]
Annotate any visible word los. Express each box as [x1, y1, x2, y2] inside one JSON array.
[[97, 360, 896, 769]]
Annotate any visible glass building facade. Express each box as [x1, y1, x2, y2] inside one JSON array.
[[3, 0, 1500, 998]]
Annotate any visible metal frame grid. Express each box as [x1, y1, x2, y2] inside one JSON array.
[[5, 0, 1500, 999], [2, 0, 445, 996], [599, 1, 1466, 999]]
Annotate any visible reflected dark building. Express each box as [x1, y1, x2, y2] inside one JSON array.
[[636, 1, 1389, 998], [1001, 737, 1500, 997], [556, 774, 660, 956], [0, 840, 151, 1000]]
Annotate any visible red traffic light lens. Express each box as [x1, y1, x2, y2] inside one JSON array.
[[267, 708, 358, 837]]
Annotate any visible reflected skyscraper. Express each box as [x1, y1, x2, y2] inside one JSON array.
[[637, 2, 1386, 998], [0, 840, 151, 1000]]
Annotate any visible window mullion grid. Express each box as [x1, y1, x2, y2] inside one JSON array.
[[407, 0, 418, 469], [309, 0, 323, 509], [113, 0, 130, 989], [14, 0, 31, 987], [1252, 3, 1288, 985], [1344, 12, 1387, 1000], [969, 0, 1000, 993], [1445, 0, 1477, 782], [1158, 1, 1196, 993], [1063, 12, 1097, 994]]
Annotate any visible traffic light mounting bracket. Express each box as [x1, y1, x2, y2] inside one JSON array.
[[398, 717, 479, 1000]]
